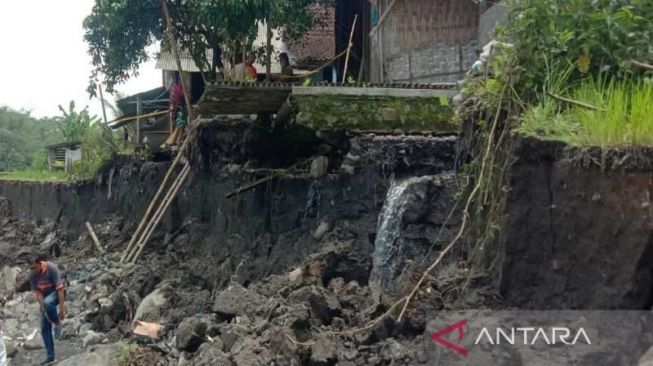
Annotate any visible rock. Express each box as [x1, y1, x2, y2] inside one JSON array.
[[0, 266, 18, 293], [232, 339, 273, 366], [83, 330, 106, 348], [212, 284, 264, 319], [5, 341, 17, 358], [134, 288, 168, 322], [22, 336, 44, 351], [310, 156, 329, 178], [190, 342, 232, 366], [340, 164, 355, 175], [218, 324, 248, 352], [57, 343, 124, 366], [288, 268, 304, 286], [381, 107, 400, 122], [175, 317, 208, 352], [61, 317, 82, 339], [312, 221, 331, 241], [288, 286, 341, 325], [311, 335, 339, 365]]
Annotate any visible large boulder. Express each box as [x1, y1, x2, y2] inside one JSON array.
[[175, 317, 208, 352], [57, 343, 124, 366], [191, 342, 232, 366], [212, 284, 265, 319], [134, 288, 168, 322]]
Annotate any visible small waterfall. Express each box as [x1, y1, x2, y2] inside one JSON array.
[[369, 175, 436, 301]]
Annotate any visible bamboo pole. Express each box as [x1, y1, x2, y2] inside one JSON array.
[[85, 222, 105, 253], [342, 14, 358, 83], [369, 0, 398, 36], [124, 163, 190, 262], [129, 164, 191, 263], [120, 134, 193, 263], [122, 0, 197, 263], [632, 60, 653, 71], [160, 0, 193, 121], [546, 92, 604, 111], [97, 85, 109, 125]]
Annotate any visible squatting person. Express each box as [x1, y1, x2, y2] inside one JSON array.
[[27, 255, 65, 365]]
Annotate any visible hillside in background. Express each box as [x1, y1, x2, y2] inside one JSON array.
[[0, 107, 63, 171]]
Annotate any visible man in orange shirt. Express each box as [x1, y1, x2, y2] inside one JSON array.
[[28, 255, 65, 365], [245, 54, 258, 80]]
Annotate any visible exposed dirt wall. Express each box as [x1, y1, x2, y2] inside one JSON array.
[[500, 136, 653, 309], [0, 129, 458, 289]]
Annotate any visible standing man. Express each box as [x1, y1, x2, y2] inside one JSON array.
[[27, 255, 65, 365], [279, 52, 294, 78]]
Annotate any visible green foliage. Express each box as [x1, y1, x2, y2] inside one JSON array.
[[57, 101, 101, 142], [504, 0, 653, 100], [84, 0, 330, 93], [0, 107, 62, 171], [30, 152, 48, 171], [70, 125, 116, 180]]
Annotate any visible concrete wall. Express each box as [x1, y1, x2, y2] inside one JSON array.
[[478, 3, 509, 47]]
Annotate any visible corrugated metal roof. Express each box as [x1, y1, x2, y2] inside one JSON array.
[[156, 50, 210, 72], [156, 49, 283, 74]]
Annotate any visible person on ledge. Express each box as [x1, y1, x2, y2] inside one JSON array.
[[27, 254, 65, 365]]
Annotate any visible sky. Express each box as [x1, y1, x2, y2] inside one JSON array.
[[0, 0, 162, 119]]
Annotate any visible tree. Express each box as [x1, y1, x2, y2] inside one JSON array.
[[84, 0, 330, 94], [57, 101, 101, 142]]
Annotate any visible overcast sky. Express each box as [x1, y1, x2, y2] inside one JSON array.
[[0, 0, 161, 119]]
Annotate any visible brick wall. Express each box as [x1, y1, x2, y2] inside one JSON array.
[[370, 0, 479, 83]]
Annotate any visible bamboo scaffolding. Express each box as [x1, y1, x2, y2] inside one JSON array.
[[128, 164, 191, 263], [123, 163, 191, 262]]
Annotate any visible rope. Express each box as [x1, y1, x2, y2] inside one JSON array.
[[278, 48, 350, 80]]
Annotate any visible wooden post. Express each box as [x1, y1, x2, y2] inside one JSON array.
[[85, 222, 105, 253], [160, 0, 193, 122], [136, 95, 142, 145], [266, 23, 273, 80], [97, 85, 109, 125], [342, 14, 358, 83]]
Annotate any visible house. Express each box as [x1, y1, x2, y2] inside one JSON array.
[[46, 141, 82, 173]]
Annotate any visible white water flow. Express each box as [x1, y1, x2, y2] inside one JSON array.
[[370, 176, 435, 300]]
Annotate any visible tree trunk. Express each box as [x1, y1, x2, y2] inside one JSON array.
[[266, 22, 273, 80]]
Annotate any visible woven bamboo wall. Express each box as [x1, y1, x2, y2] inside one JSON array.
[[371, 0, 479, 83]]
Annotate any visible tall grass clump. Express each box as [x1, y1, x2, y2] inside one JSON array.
[[573, 79, 653, 147]]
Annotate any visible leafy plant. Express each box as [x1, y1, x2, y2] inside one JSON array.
[[503, 0, 653, 101], [57, 101, 100, 142]]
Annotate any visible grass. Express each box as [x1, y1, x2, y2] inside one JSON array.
[[517, 77, 653, 147], [117, 344, 139, 366], [0, 170, 69, 182]]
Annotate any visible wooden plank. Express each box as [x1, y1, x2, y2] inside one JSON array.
[[85, 222, 105, 253]]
